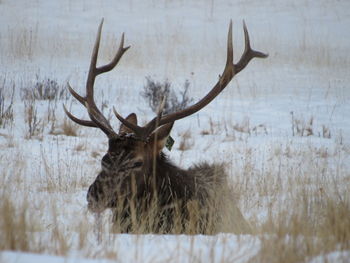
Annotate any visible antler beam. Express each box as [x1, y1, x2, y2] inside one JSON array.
[[63, 19, 130, 138]]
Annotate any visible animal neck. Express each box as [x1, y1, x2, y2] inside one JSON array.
[[148, 152, 183, 178]]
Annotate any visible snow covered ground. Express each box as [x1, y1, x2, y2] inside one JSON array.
[[0, 0, 349, 262]]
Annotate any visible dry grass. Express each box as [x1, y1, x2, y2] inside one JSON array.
[[38, 145, 91, 193], [49, 118, 79, 137], [0, 79, 347, 262], [105, 174, 252, 235], [7, 26, 38, 60], [177, 129, 194, 151], [200, 117, 222, 135], [290, 112, 332, 139], [74, 142, 86, 152], [0, 196, 39, 252], [0, 150, 250, 260], [0, 132, 348, 262], [61, 118, 79, 136], [1, 7, 349, 261], [228, 141, 350, 262], [5, 17, 346, 75], [254, 194, 350, 263], [23, 98, 43, 140]]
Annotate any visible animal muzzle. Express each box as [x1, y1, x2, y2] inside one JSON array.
[[87, 201, 105, 213], [87, 182, 106, 213]]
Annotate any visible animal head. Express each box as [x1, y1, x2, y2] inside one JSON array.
[[101, 113, 173, 176], [85, 113, 174, 214]]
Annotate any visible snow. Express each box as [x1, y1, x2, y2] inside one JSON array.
[[1, 251, 114, 263], [0, 0, 349, 262], [1, 233, 259, 263], [309, 251, 350, 263]]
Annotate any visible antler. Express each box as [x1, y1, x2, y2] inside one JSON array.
[[63, 19, 130, 138], [113, 20, 268, 140]]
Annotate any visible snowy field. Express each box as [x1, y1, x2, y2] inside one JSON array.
[[0, 0, 349, 262]]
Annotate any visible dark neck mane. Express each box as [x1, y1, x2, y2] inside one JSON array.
[[155, 152, 186, 175], [152, 152, 195, 201]]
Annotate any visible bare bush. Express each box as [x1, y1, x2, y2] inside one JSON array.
[[291, 111, 314, 137], [255, 189, 350, 263], [49, 101, 78, 136], [21, 75, 68, 101], [24, 98, 43, 139], [50, 117, 79, 137], [0, 81, 15, 128], [0, 197, 34, 252], [177, 130, 194, 151], [291, 111, 331, 138], [141, 77, 193, 114], [233, 117, 267, 136]]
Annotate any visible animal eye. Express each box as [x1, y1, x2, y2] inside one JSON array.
[[133, 161, 143, 168], [109, 152, 117, 158], [109, 149, 121, 156]]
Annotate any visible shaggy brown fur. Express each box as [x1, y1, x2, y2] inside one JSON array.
[[87, 132, 230, 234]]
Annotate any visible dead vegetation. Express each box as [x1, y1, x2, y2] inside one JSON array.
[[291, 111, 332, 138], [49, 118, 79, 137], [0, 77, 347, 261], [0, 132, 348, 262], [0, 80, 15, 129], [141, 77, 194, 115], [255, 190, 350, 263], [0, 76, 347, 262], [0, 0, 348, 261], [177, 129, 194, 151], [24, 98, 43, 140]]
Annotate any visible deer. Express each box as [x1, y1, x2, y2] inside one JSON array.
[[63, 19, 267, 234]]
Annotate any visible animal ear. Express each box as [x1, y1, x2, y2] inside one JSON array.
[[149, 122, 174, 153], [119, 113, 138, 134]]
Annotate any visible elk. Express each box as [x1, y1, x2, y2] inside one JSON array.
[[64, 19, 267, 234]]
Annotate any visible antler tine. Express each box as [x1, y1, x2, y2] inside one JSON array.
[[225, 20, 234, 72], [85, 102, 117, 137], [67, 82, 86, 106], [235, 20, 268, 74], [220, 19, 235, 87], [112, 95, 167, 140], [97, 33, 131, 74], [113, 107, 144, 136], [85, 18, 103, 110], [63, 83, 99, 128], [63, 104, 98, 127], [112, 95, 167, 139]]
